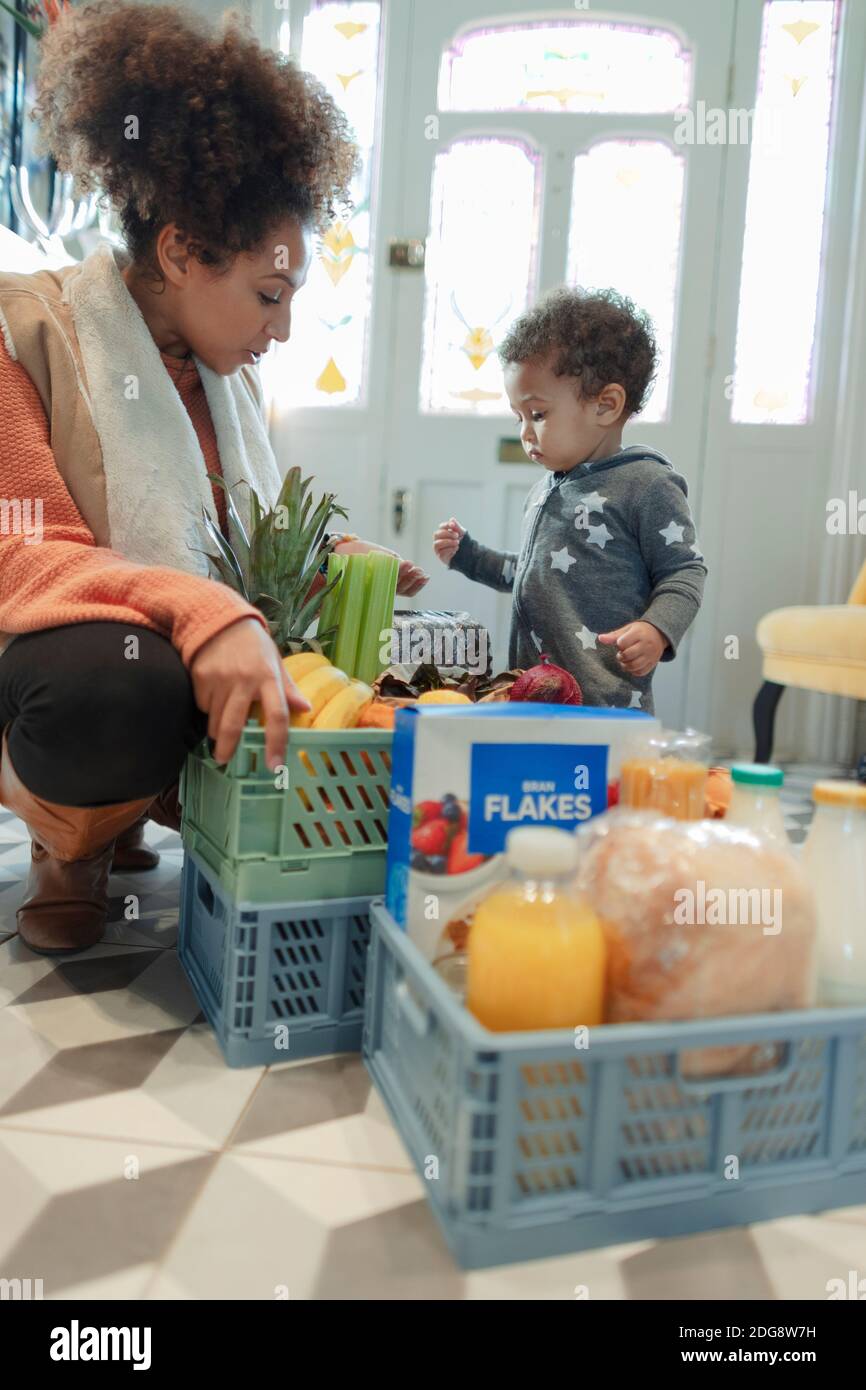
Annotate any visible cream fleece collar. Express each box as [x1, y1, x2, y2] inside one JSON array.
[[63, 242, 281, 577]]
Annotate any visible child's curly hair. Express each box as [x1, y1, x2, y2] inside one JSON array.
[[499, 286, 658, 417], [31, 0, 359, 287]]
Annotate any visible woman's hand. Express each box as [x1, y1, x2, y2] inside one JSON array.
[[190, 618, 310, 771], [395, 558, 428, 597], [333, 536, 429, 598], [433, 517, 465, 566]]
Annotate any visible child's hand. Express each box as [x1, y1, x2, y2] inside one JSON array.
[[598, 621, 668, 678], [433, 517, 465, 567]]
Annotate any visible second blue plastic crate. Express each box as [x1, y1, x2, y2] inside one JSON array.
[[178, 847, 372, 1067]]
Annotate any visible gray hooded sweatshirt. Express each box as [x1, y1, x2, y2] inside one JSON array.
[[449, 445, 707, 714]]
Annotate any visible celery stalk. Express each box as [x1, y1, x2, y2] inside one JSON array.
[[354, 551, 399, 685], [330, 553, 370, 677], [316, 553, 345, 659]]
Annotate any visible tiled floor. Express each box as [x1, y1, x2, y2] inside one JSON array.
[[1, 766, 864, 1300]]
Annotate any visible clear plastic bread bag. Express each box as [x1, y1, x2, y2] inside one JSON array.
[[573, 810, 818, 1078]]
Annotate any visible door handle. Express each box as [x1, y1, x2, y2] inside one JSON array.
[[498, 436, 526, 463], [392, 488, 411, 536], [388, 238, 426, 269]]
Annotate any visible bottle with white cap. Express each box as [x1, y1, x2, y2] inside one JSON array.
[[801, 780, 866, 1005], [466, 826, 606, 1032], [725, 763, 790, 849]]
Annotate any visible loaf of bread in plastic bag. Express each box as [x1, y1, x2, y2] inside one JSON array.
[[575, 811, 818, 1078]]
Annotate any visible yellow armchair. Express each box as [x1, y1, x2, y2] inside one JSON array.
[[753, 556, 866, 760]]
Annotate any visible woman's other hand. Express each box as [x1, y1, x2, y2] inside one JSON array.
[[433, 517, 465, 566], [333, 536, 429, 598], [395, 558, 428, 597], [190, 618, 310, 771]]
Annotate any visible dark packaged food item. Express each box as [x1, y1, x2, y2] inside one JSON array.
[[385, 609, 490, 675]]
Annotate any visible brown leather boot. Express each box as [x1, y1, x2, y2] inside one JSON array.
[[109, 783, 183, 867], [111, 814, 160, 872], [109, 780, 183, 872], [0, 732, 153, 955], [19, 838, 118, 954], [147, 781, 182, 834]]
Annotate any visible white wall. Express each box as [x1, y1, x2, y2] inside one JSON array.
[[686, 0, 866, 762]]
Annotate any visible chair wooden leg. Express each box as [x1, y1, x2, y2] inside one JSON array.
[[753, 680, 786, 763]]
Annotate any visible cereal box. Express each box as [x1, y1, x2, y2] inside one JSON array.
[[385, 704, 657, 961]]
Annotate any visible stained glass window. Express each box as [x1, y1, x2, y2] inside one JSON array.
[[566, 141, 685, 423], [419, 138, 541, 415], [438, 20, 691, 114], [261, 1, 381, 411], [731, 0, 840, 423]]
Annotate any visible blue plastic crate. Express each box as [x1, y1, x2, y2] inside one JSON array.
[[178, 847, 372, 1068], [363, 900, 866, 1270]]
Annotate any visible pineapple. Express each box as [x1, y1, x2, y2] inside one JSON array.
[[201, 467, 348, 655]]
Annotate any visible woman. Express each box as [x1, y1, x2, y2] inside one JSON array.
[[0, 2, 427, 955]]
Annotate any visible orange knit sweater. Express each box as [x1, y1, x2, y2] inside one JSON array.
[[0, 338, 268, 667]]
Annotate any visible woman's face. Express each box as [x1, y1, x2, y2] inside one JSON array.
[[122, 217, 314, 377]]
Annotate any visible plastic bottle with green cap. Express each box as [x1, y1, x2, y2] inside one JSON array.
[[725, 763, 790, 849]]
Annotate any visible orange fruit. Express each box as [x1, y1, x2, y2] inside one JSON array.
[[416, 690, 472, 706]]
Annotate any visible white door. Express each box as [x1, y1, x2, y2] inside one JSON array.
[[380, 0, 738, 723]]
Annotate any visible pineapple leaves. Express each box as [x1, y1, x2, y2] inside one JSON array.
[[249, 486, 263, 537], [202, 465, 351, 653], [200, 507, 249, 599], [291, 568, 342, 639], [198, 549, 246, 592], [207, 474, 252, 587], [255, 593, 284, 640], [314, 623, 340, 648]]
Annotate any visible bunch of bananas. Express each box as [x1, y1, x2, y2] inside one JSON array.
[[281, 652, 374, 730]]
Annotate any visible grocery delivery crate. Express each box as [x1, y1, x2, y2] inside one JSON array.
[[363, 900, 866, 1270], [178, 845, 373, 1067], [179, 723, 392, 903]]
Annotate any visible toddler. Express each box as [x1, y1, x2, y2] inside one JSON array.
[[433, 287, 706, 713]]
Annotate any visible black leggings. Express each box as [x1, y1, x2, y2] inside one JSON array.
[[0, 623, 208, 807]]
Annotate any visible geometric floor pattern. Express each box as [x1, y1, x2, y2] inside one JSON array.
[[2, 764, 865, 1300]]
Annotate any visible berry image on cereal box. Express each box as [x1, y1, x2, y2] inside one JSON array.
[[410, 795, 485, 875], [386, 704, 657, 961]]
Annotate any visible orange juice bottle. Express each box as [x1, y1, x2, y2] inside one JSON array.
[[619, 727, 712, 821], [466, 827, 606, 1032]]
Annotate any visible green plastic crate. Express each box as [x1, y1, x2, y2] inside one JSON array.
[[180, 722, 392, 903]]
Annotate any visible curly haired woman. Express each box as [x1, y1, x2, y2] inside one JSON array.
[[0, 1, 427, 955]]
